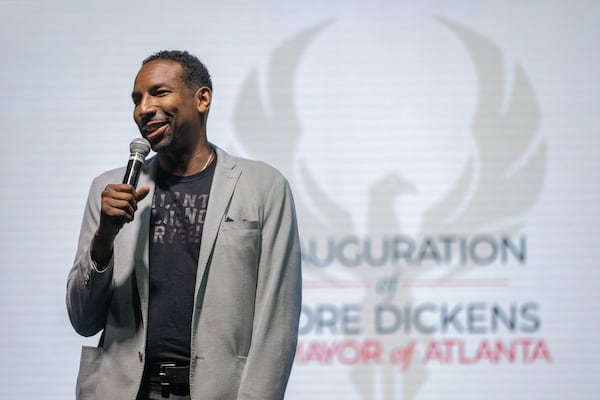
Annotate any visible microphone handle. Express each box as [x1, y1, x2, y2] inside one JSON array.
[[122, 152, 145, 187]]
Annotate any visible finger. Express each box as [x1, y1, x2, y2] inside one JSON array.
[[103, 198, 136, 219], [103, 193, 138, 206], [103, 185, 137, 199], [136, 186, 151, 202], [102, 186, 138, 208], [104, 183, 137, 194]]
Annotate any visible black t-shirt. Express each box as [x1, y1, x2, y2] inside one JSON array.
[[146, 158, 216, 365]]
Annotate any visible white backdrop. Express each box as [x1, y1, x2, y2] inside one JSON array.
[[1, 1, 599, 399]]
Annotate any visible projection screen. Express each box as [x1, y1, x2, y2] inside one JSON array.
[[1, 1, 599, 399]]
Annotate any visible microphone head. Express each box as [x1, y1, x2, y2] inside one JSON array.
[[130, 137, 151, 157]]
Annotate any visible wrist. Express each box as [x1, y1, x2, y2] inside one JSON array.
[[91, 229, 115, 268]]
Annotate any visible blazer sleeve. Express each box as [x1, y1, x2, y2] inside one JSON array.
[[237, 175, 302, 400], [66, 176, 115, 337]]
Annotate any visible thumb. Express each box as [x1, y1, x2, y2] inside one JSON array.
[[136, 186, 151, 201]]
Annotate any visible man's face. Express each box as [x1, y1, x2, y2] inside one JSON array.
[[132, 60, 206, 153]]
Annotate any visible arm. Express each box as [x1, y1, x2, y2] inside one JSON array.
[[237, 176, 302, 400], [66, 177, 149, 337]]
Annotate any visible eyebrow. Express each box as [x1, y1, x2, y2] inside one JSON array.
[[131, 83, 173, 99]]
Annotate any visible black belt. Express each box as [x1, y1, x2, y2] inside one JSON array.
[[145, 362, 190, 397], [147, 363, 190, 384]]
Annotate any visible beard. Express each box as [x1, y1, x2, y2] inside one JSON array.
[[149, 126, 175, 153]]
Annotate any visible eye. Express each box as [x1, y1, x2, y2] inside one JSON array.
[[155, 89, 171, 97], [132, 95, 141, 106]]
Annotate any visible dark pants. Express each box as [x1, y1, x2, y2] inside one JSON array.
[[136, 381, 191, 400]]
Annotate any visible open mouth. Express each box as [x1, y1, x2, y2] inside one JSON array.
[[143, 122, 168, 140]]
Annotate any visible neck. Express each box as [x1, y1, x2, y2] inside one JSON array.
[[158, 142, 214, 176]]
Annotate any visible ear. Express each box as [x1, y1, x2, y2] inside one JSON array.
[[195, 86, 212, 113]]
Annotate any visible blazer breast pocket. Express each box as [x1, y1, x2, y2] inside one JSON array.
[[218, 220, 260, 269], [221, 220, 259, 231]]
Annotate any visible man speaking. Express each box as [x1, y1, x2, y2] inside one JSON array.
[[66, 50, 302, 399]]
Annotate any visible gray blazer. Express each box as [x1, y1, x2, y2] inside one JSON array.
[[66, 145, 302, 399]]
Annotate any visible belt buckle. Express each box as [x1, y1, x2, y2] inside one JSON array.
[[159, 363, 176, 397]]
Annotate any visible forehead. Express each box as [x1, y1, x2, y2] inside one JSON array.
[[133, 59, 185, 89]]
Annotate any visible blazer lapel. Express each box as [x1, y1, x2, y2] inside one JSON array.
[[132, 158, 157, 316], [195, 145, 241, 295]]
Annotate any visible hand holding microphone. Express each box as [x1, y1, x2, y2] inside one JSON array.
[[91, 138, 151, 267]]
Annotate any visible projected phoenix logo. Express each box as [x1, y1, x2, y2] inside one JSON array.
[[233, 18, 546, 400]]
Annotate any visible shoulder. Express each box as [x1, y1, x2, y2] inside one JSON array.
[[214, 146, 288, 186], [92, 166, 125, 185]]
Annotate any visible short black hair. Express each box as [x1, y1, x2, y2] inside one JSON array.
[[143, 50, 213, 91]]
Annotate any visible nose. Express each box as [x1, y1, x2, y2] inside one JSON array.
[[136, 95, 157, 122]]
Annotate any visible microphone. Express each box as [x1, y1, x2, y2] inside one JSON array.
[[122, 138, 151, 188]]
